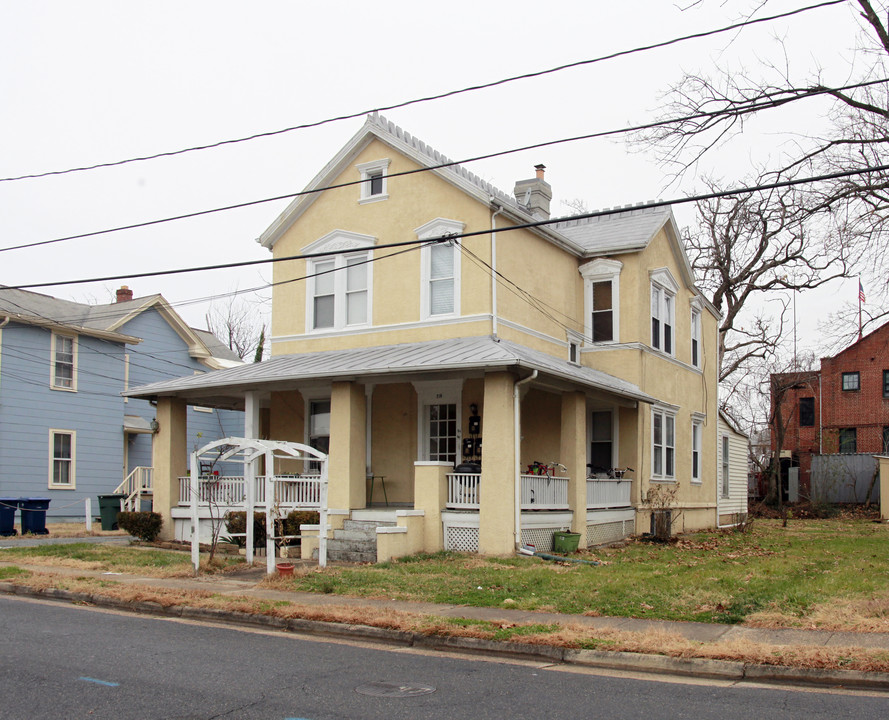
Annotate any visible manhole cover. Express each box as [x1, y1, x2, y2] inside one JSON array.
[[355, 682, 436, 698]]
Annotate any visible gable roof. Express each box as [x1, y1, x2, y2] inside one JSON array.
[[256, 114, 715, 315], [125, 335, 656, 409], [0, 286, 141, 343], [0, 286, 242, 367]]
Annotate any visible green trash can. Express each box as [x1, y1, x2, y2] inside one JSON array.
[[98, 494, 126, 531], [552, 531, 581, 554]]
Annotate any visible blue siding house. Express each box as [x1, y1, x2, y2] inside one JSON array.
[[0, 285, 244, 522]]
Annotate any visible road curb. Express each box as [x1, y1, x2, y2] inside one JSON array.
[[2, 581, 888, 691]]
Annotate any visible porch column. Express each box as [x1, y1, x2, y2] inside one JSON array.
[[152, 397, 187, 541], [479, 371, 516, 555], [329, 381, 366, 510], [561, 390, 588, 548]]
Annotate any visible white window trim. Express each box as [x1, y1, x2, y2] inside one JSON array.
[[580, 258, 622, 345], [413, 379, 463, 463], [651, 405, 677, 482], [587, 406, 618, 473], [417, 218, 465, 320], [303, 231, 375, 333], [567, 330, 583, 365], [650, 268, 679, 357], [691, 419, 703, 484], [690, 300, 703, 369], [50, 332, 78, 392], [357, 158, 391, 204], [721, 434, 730, 498], [49, 428, 76, 489]]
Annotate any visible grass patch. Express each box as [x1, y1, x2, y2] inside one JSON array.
[[276, 519, 889, 629], [0, 566, 30, 579], [0, 543, 243, 577]]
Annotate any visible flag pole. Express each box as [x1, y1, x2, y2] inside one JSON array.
[[858, 278, 864, 341]]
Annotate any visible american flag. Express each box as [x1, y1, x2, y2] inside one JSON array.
[[859, 281, 866, 304]]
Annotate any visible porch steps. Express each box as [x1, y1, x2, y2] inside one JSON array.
[[322, 519, 396, 563]]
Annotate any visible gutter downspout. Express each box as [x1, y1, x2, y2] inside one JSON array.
[[490, 200, 504, 338], [514, 369, 537, 548], [0, 316, 8, 328], [818, 373, 822, 455]]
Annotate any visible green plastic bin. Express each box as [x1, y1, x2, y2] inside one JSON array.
[[552, 531, 581, 554], [98, 494, 126, 531]]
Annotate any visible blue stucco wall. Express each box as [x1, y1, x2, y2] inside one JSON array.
[[0, 321, 125, 519]]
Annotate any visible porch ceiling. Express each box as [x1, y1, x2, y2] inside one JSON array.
[[124, 335, 656, 410]]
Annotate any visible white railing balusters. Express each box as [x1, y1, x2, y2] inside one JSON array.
[[586, 478, 631, 508], [177, 474, 322, 511]]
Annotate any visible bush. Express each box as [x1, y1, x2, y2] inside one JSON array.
[[223, 511, 266, 547], [118, 512, 163, 542], [284, 510, 319, 537]]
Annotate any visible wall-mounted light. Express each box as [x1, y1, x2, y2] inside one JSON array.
[[150, 419, 160, 434]]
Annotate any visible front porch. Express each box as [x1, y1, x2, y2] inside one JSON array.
[[129, 335, 655, 560]]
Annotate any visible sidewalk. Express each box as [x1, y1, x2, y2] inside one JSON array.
[[3, 537, 889, 690]]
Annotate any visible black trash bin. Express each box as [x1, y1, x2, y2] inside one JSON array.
[[0, 497, 18, 537], [19, 498, 50, 535], [98, 494, 125, 531]]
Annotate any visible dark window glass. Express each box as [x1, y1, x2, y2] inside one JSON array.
[[884, 370, 889, 398], [838, 428, 857, 453], [799, 397, 815, 427], [591, 281, 613, 342], [883, 427, 889, 454], [368, 172, 383, 196]]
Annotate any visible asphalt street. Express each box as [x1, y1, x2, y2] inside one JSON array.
[[2, 594, 888, 720]]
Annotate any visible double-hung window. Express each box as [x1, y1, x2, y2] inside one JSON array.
[[51, 333, 76, 390], [579, 258, 621, 344], [650, 269, 678, 356], [838, 427, 857, 453], [49, 430, 75, 488], [690, 307, 701, 368], [652, 407, 675, 480], [691, 419, 703, 484], [721, 436, 730, 498], [308, 253, 370, 331], [417, 218, 465, 320], [799, 397, 815, 427]]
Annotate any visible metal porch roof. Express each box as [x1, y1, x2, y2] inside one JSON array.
[[125, 335, 655, 407]]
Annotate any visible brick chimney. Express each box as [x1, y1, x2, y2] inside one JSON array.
[[116, 286, 133, 303], [513, 164, 552, 220]]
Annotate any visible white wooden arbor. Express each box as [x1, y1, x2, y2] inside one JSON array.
[[188, 437, 329, 574]]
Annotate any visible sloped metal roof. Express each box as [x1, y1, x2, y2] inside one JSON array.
[[125, 335, 655, 405], [552, 205, 674, 255]]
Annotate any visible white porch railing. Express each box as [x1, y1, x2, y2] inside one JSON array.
[[447, 473, 481, 508], [115, 466, 153, 512], [178, 475, 322, 510], [586, 478, 632, 508], [520, 474, 569, 510], [446, 473, 571, 510], [445, 474, 632, 511]]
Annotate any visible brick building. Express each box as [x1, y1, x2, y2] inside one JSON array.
[[770, 321, 889, 498]]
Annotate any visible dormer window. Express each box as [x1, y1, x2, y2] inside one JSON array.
[[579, 258, 622, 345], [357, 159, 390, 203]]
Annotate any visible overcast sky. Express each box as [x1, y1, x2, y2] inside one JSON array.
[[0, 0, 869, 354]]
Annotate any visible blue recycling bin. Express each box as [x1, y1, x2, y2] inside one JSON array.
[[0, 497, 18, 536], [19, 497, 50, 535]]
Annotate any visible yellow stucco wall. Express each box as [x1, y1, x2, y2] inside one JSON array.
[[369, 383, 416, 503]]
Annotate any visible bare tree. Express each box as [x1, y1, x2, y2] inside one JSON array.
[[205, 295, 266, 361], [689, 174, 850, 383], [636, 1, 889, 307]]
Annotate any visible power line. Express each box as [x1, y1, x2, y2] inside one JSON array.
[[0, 0, 843, 184], [5, 74, 884, 256], [6, 160, 889, 292]]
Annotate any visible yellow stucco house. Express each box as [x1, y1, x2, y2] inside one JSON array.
[[130, 113, 727, 560]]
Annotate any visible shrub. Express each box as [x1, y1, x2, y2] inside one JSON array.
[[223, 511, 266, 547], [284, 510, 320, 537], [118, 512, 163, 542]]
